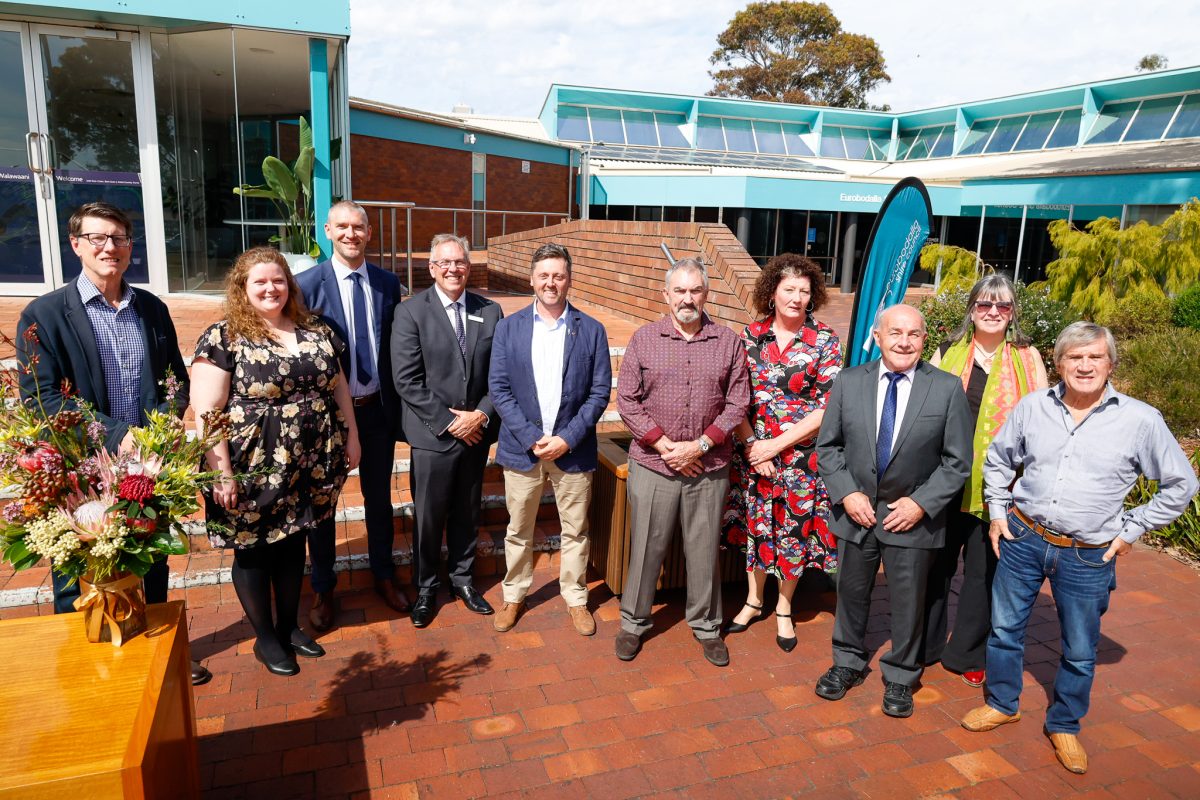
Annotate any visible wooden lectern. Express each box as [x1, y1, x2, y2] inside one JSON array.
[[0, 600, 200, 799]]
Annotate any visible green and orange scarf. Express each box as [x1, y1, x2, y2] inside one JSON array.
[[940, 338, 1041, 517]]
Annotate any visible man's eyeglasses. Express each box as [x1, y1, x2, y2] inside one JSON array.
[[431, 259, 469, 270], [974, 300, 1014, 314], [74, 233, 133, 248]]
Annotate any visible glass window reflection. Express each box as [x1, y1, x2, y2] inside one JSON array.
[[1123, 95, 1181, 142]]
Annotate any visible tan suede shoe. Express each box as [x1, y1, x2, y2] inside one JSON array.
[[1047, 732, 1088, 774], [961, 705, 1021, 732], [568, 605, 595, 636], [493, 601, 523, 632]]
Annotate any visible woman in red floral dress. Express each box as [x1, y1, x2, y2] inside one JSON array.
[[723, 254, 842, 652]]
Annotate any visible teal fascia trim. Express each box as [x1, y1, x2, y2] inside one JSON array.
[[961, 172, 1200, 207], [309, 38, 332, 258], [685, 100, 699, 148], [590, 174, 962, 215], [0, 0, 349, 35], [886, 118, 900, 161], [812, 110, 825, 146], [1080, 87, 1100, 146], [350, 109, 573, 165], [952, 108, 969, 154], [895, 108, 958, 129]]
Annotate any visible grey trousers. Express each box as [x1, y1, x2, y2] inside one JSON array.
[[832, 530, 936, 686], [619, 461, 729, 640]]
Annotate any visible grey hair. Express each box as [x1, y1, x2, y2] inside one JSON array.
[[664, 257, 708, 290], [946, 274, 1031, 347], [872, 303, 926, 333], [430, 232, 470, 258], [1053, 321, 1118, 368], [327, 200, 369, 226]]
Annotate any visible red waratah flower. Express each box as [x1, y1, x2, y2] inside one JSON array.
[[117, 474, 156, 503]]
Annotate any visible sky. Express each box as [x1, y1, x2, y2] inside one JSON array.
[[347, 1, 1200, 118]]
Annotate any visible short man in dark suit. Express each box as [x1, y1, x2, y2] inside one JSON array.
[[391, 233, 502, 627], [296, 200, 407, 630], [17, 201, 209, 685], [489, 243, 611, 635], [815, 304, 972, 717]]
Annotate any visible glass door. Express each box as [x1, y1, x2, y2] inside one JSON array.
[[0, 23, 157, 294]]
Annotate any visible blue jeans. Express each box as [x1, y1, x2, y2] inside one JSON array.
[[984, 508, 1116, 734]]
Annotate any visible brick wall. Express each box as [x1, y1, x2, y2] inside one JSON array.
[[487, 220, 761, 331]]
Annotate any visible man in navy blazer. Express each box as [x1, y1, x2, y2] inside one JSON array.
[[17, 201, 208, 684], [296, 201, 407, 630], [488, 244, 611, 635]]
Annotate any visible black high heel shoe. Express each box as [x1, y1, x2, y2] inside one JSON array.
[[726, 601, 764, 634], [776, 612, 797, 653], [254, 641, 300, 676]]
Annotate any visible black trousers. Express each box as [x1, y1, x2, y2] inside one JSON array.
[[409, 441, 488, 595], [922, 508, 996, 672], [307, 397, 397, 593], [832, 531, 936, 687], [52, 559, 168, 614]]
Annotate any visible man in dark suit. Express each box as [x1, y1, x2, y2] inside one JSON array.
[[815, 304, 972, 718], [296, 201, 407, 630], [488, 243, 611, 635], [16, 201, 208, 684], [391, 233, 502, 627]]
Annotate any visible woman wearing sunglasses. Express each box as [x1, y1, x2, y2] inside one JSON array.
[[921, 274, 1048, 687]]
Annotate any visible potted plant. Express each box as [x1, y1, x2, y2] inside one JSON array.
[[233, 116, 320, 272]]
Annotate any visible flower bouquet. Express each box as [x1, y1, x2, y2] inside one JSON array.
[[0, 326, 231, 645]]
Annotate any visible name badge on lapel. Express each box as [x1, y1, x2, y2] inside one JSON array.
[[467, 314, 484, 323]]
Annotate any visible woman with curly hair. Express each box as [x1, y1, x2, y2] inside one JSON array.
[[191, 247, 360, 676], [723, 254, 842, 652], [921, 274, 1047, 686]]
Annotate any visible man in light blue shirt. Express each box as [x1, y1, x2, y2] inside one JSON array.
[[962, 322, 1197, 776]]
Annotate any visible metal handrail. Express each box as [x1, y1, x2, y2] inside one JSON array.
[[358, 201, 570, 291]]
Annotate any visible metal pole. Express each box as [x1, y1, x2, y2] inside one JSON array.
[[1013, 205, 1028, 284], [975, 206, 987, 275], [660, 242, 676, 265], [406, 207, 413, 293], [839, 212, 858, 294], [390, 207, 397, 273]]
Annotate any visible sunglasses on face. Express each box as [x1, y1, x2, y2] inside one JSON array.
[[974, 300, 1014, 314]]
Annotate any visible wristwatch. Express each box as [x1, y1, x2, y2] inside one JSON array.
[[698, 437, 711, 454], [742, 434, 757, 446]]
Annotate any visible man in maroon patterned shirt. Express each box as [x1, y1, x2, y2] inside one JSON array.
[[615, 258, 750, 666]]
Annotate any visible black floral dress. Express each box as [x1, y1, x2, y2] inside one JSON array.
[[722, 315, 842, 579], [195, 320, 349, 549]]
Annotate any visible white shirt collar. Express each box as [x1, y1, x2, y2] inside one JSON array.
[[434, 284, 464, 309], [331, 255, 367, 281], [533, 300, 569, 329], [880, 362, 918, 382]]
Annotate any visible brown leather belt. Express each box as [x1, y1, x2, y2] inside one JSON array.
[[1010, 505, 1109, 549], [351, 392, 380, 407]]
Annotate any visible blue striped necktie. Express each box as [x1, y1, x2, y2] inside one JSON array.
[[877, 371, 903, 475]]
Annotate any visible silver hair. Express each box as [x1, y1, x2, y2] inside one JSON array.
[[327, 200, 369, 226], [947, 274, 1031, 347], [871, 303, 926, 333], [664, 257, 708, 290], [430, 232, 470, 259], [1053, 321, 1118, 368]]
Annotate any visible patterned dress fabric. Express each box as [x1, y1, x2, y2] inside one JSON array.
[[195, 321, 349, 549], [723, 315, 842, 579]]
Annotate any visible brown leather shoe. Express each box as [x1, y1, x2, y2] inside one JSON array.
[[493, 601, 524, 632], [308, 591, 335, 632], [1047, 731, 1088, 774], [615, 630, 641, 661], [961, 705, 1021, 732], [696, 636, 730, 667], [375, 578, 411, 613], [568, 604, 595, 636]]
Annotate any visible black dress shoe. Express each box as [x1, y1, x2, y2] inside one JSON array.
[[254, 642, 300, 677], [815, 665, 865, 701], [726, 601, 763, 634], [451, 585, 494, 615], [290, 630, 326, 659], [882, 682, 915, 718], [191, 660, 213, 686], [775, 612, 797, 653], [411, 594, 436, 628]]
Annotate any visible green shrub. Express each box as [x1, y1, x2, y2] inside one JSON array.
[[1116, 328, 1200, 438], [920, 244, 982, 295], [1172, 283, 1200, 330], [918, 282, 1076, 365], [1128, 445, 1200, 560], [1098, 289, 1174, 338]]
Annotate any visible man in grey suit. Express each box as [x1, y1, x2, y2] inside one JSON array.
[[391, 233, 502, 628], [815, 304, 972, 718]]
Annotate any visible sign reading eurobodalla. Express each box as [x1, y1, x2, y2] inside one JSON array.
[[845, 177, 932, 367]]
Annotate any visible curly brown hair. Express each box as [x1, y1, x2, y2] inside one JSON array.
[[750, 253, 828, 318], [223, 247, 313, 342]]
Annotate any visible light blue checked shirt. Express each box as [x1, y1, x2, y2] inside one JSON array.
[[77, 275, 147, 427]]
